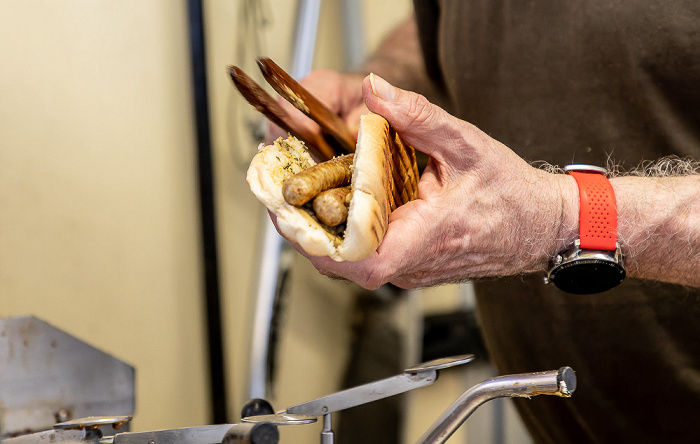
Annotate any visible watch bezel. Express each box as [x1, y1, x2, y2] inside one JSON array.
[[545, 240, 625, 294], [563, 164, 608, 174]]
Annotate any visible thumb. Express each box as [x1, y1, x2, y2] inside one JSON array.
[[362, 74, 477, 162]]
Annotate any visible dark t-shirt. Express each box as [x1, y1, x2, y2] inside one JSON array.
[[413, 1, 700, 442]]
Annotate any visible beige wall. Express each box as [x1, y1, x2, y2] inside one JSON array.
[[0, 0, 413, 437], [0, 0, 209, 432]]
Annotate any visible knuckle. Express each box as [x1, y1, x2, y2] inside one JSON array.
[[399, 93, 435, 132]]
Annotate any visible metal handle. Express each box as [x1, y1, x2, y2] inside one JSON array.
[[285, 370, 437, 417], [415, 367, 577, 444]]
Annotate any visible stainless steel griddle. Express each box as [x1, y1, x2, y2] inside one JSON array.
[[1, 317, 576, 444]]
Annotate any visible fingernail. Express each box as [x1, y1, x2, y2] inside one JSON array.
[[370, 73, 395, 101]]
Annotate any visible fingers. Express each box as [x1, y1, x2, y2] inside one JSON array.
[[294, 200, 428, 290], [362, 74, 483, 167], [268, 208, 394, 289]]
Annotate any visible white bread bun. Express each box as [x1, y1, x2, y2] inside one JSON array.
[[338, 113, 394, 261], [247, 113, 413, 262]]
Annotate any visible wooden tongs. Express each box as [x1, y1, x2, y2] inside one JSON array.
[[228, 58, 355, 161]]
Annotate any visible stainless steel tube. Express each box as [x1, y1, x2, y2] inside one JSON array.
[[341, 0, 365, 70], [415, 367, 576, 444], [290, 0, 321, 78], [248, 220, 285, 400], [320, 414, 334, 444], [247, 0, 321, 401]]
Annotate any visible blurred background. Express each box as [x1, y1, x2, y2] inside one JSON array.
[[0, 1, 529, 442]]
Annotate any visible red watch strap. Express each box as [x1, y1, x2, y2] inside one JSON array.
[[569, 171, 618, 251]]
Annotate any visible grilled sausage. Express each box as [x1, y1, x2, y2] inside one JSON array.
[[282, 154, 354, 206], [313, 186, 352, 226]]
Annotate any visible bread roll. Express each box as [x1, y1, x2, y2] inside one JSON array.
[[246, 112, 417, 262]]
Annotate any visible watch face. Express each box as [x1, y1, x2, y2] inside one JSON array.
[[550, 259, 626, 294]]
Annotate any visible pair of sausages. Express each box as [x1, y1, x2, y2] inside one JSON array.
[[282, 154, 354, 227]]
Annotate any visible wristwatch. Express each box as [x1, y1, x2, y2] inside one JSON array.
[[544, 165, 625, 294]]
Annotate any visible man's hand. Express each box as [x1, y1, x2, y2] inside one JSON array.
[[267, 73, 700, 290], [284, 74, 579, 290]]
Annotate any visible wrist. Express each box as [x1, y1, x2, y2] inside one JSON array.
[[545, 166, 626, 293], [516, 170, 579, 273], [554, 173, 581, 254]]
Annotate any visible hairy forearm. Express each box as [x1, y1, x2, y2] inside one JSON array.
[[552, 159, 700, 287], [613, 173, 700, 286]]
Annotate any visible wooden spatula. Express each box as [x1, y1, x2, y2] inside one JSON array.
[[256, 57, 356, 155], [228, 65, 337, 161]]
